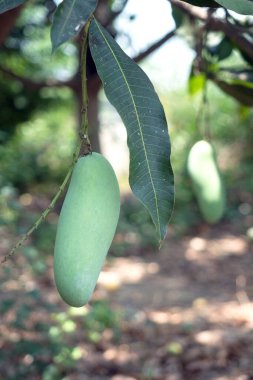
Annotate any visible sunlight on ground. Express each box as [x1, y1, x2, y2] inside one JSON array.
[[185, 235, 248, 262], [98, 257, 160, 291], [1, 226, 253, 378]]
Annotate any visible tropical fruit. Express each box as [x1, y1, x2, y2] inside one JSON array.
[[54, 153, 120, 307], [187, 140, 226, 224]]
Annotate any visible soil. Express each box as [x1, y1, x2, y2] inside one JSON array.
[[1, 220, 253, 380], [96, 224, 253, 380]]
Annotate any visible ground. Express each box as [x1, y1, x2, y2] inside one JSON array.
[[1, 207, 253, 380]]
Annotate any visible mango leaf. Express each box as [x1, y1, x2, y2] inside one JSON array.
[[181, 0, 221, 8], [0, 0, 26, 14], [209, 37, 233, 62], [188, 73, 206, 95], [89, 18, 174, 241], [215, 0, 253, 14], [216, 69, 253, 88], [214, 80, 253, 106], [212, 69, 253, 106], [171, 5, 185, 29], [51, 0, 97, 52]]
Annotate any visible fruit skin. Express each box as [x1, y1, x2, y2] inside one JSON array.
[[187, 140, 226, 224], [54, 153, 120, 307]]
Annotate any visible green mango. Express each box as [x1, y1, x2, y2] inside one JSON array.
[[187, 140, 226, 224], [54, 153, 120, 307]]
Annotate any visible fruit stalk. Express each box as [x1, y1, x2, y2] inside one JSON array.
[[79, 18, 92, 156]]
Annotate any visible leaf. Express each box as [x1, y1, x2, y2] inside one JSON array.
[[188, 73, 206, 95], [89, 18, 174, 241], [171, 5, 185, 29], [51, 0, 98, 52], [212, 69, 253, 106], [181, 0, 221, 8], [209, 37, 233, 62], [0, 0, 26, 14], [239, 105, 250, 121], [215, 0, 253, 14], [216, 69, 253, 88], [214, 80, 253, 106]]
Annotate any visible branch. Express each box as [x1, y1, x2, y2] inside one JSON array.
[[0, 65, 77, 91], [1, 142, 82, 265], [133, 29, 176, 63], [169, 0, 253, 61]]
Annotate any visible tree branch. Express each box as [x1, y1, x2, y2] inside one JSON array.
[[169, 0, 253, 61], [133, 29, 176, 63], [0, 65, 77, 91]]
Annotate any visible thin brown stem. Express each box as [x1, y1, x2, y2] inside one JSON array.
[[1, 143, 81, 265], [79, 18, 92, 155], [0, 65, 77, 91], [134, 29, 176, 63]]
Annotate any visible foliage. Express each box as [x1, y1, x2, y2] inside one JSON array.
[[0, 2, 78, 141], [51, 0, 98, 52], [1, 0, 253, 239], [0, 87, 76, 189], [89, 19, 174, 241], [166, 82, 253, 231], [0, 1, 176, 239], [0, 0, 253, 380], [1, 82, 253, 237], [1, 2, 253, 377]]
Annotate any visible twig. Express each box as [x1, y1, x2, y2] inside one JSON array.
[[0, 65, 77, 91], [169, 0, 253, 61], [1, 143, 81, 265], [79, 18, 92, 155], [134, 29, 176, 63], [1, 19, 93, 264]]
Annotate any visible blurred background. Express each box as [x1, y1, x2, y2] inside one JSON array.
[[0, 0, 253, 379]]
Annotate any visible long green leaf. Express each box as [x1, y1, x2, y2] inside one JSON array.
[[215, 0, 253, 14], [181, 0, 221, 7], [0, 0, 26, 14], [51, 0, 97, 52], [212, 69, 253, 106], [89, 18, 174, 241]]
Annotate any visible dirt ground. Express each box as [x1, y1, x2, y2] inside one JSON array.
[[96, 223, 253, 380], [1, 220, 253, 380]]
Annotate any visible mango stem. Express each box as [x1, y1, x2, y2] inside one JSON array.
[[80, 18, 92, 155]]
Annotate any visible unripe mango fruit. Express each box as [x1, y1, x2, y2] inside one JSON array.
[[187, 140, 226, 224], [54, 153, 120, 307]]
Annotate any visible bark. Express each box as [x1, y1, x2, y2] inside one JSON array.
[[0, 7, 22, 46]]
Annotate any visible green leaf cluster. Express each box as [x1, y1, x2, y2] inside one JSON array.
[[49, 1, 175, 239], [2, 0, 253, 239]]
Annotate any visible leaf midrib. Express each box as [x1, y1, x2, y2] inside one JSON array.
[[93, 19, 161, 238]]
